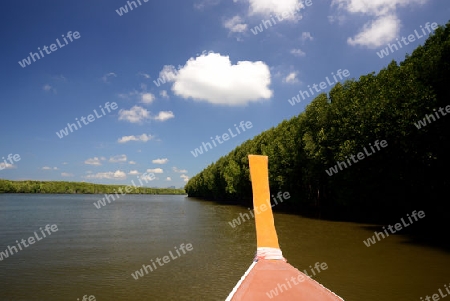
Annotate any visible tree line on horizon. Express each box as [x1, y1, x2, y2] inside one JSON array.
[[0, 179, 186, 195], [185, 21, 450, 225]]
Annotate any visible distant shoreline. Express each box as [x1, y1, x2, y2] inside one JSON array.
[[0, 179, 186, 195]]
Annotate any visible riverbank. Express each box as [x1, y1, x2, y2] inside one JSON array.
[[0, 179, 186, 195]]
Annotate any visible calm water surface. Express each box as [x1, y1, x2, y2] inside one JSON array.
[[0, 194, 449, 300]]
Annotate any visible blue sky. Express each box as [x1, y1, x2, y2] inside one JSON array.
[[0, 0, 448, 188]]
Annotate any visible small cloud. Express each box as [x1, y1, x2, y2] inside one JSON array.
[[166, 177, 172, 181], [118, 134, 154, 143], [180, 174, 189, 182], [52, 74, 67, 81], [61, 172, 74, 177], [301, 32, 313, 42], [138, 72, 151, 79], [347, 15, 400, 48], [147, 168, 163, 174], [109, 155, 127, 163], [247, 0, 306, 22], [153, 158, 168, 164], [160, 90, 169, 98], [327, 15, 346, 25], [159, 65, 178, 83], [140, 93, 155, 104], [140, 172, 156, 182], [331, 0, 424, 48], [290, 49, 306, 57], [117, 90, 139, 100], [153, 111, 174, 122], [62, 162, 68, 165], [0, 162, 16, 169], [129, 161, 137, 165], [43, 84, 56, 94], [283, 72, 299, 84], [41, 166, 58, 170], [102, 72, 117, 84], [85, 157, 102, 166], [118, 106, 151, 124], [129, 170, 140, 175], [173, 167, 188, 173], [194, 0, 220, 10], [224, 16, 248, 33], [86, 170, 127, 180]]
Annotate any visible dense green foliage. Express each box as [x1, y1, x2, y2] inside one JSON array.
[[185, 22, 450, 223], [0, 179, 186, 195]]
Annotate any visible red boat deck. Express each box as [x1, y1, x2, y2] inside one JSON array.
[[228, 259, 343, 300]]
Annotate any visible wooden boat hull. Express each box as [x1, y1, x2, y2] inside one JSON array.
[[227, 259, 343, 300], [225, 155, 344, 300]]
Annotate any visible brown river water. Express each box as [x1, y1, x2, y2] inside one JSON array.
[[0, 194, 448, 301]]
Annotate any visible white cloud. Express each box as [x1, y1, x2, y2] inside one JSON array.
[[62, 162, 68, 165], [140, 172, 156, 181], [290, 49, 306, 57], [52, 74, 67, 81], [159, 65, 178, 82], [102, 72, 117, 83], [301, 32, 313, 42], [61, 172, 74, 177], [0, 162, 16, 169], [194, 0, 220, 10], [247, 0, 306, 21], [153, 111, 174, 121], [327, 15, 346, 24], [224, 16, 248, 33], [141, 93, 155, 104], [170, 52, 272, 106], [283, 72, 299, 84], [118, 134, 154, 143], [129, 161, 137, 165], [43, 84, 56, 93], [173, 167, 188, 173], [117, 90, 139, 100], [86, 170, 127, 180], [85, 157, 102, 166], [147, 168, 163, 174], [348, 15, 400, 48], [118, 106, 151, 124], [331, 0, 428, 48], [109, 155, 127, 163], [180, 174, 189, 182], [166, 177, 172, 181], [138, 72, 151, 79], [331, 0, 427, 16], [152, 158, 169, 164], [160, 90, 169, 98], [129, 170, 140, 175], [42, 166, 52, 170]]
